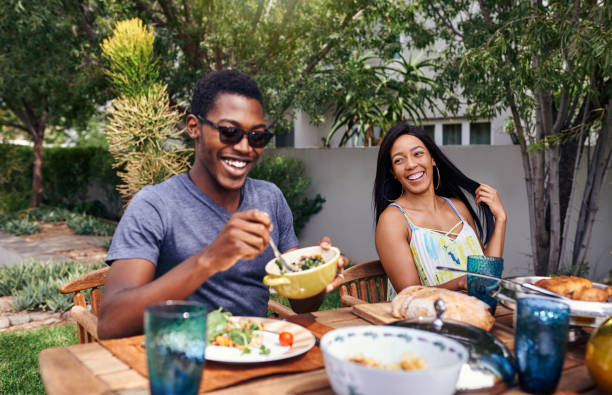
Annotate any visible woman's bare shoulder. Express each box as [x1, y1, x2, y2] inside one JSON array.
[[377, 204, 409, 233], [447, 197, 474, 221], [379, 204, 406, 222]]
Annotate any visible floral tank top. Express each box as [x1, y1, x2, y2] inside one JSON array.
[[387, 197, 484, 300]]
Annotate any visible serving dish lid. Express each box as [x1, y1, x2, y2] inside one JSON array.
[[388, 317, 515, 392], [494, 276, 612, 328]]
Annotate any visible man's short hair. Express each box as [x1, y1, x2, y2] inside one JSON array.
[[190, 70, 264, 118]]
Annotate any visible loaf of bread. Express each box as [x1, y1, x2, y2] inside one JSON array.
[[535, 276, 611, 302], [391, 286, 495, 331]]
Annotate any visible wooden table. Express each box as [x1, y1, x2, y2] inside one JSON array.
[[39, 306, 596, 394]]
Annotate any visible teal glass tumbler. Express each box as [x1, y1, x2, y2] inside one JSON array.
[[145, 301, 207, 395], [515, 297, 570, 394], [467, 255, 503, 314]]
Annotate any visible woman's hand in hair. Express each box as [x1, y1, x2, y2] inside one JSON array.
[[475, 183, 506, 222]]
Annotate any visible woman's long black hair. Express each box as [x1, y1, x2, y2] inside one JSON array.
[[373, 122, 495, 246]]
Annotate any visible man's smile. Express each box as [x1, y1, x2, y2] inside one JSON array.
[[222, 158, 248, 169]]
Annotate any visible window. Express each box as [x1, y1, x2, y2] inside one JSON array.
[[423, 125, 435, 141], [275, 129, 294, 147], [470, 122, 491, 145], [443, 124, 462, 145]]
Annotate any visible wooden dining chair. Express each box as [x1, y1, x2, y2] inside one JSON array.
[[59, 266, 109, 343], [59, 266, 298, 343], [338, 260, 388, 307]]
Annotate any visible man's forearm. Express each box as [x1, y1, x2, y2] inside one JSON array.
[[98, 254, 218, 339]]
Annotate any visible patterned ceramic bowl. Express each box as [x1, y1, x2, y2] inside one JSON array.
[[263, 246, 339, 299], [320, 326, 467, 395]]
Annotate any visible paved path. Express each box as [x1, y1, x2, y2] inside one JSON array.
[[0, 231, 110, 267]]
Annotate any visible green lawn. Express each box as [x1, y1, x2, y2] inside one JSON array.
[[0, 323, 77, 394], [269, 289, 341, 312]]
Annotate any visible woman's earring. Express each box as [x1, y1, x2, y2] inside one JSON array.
[[434, 166, 441, 190]]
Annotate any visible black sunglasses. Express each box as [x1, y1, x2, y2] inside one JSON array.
[[195, 114, 273, 148]]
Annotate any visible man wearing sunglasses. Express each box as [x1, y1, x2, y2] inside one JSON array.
[[98, 70, 345, 339]]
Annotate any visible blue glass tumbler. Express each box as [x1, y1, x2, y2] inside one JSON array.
[[467, 255, 503, 314], [514, 297, 570, 394], [145, 301, 207, 395]]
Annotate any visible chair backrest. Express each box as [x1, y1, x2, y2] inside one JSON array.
[[59, 266, 109, 343], [338, 260, 387, 306]]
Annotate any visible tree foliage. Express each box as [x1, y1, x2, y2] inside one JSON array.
[[413, 0, 611, 275], [100, 0, 434, 139], [0, 0, 109, 207], [320, 52, 436, 147]]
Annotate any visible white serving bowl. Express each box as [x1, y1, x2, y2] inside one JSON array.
[[320, 326, 467, 395]]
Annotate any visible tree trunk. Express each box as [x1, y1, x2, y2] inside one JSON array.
[[533, 99, 549, 275], [572, 98, 612, 267], [30, 131, 44, 207]]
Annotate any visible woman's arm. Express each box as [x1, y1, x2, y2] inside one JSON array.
[[376, 207, 468, 293], [375, 208, 420, 292], [475, 183, 507, 257]]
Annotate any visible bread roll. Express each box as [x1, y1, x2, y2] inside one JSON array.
[[391, 286, 495, 331], [390, 286, 429, 318]]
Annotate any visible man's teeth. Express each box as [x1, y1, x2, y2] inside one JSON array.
[[408, 172, 424, 180], [224, 159, 247, 168]]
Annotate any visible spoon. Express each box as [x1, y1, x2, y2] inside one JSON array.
[[436, 266, 572, 300], [269, 238, 297, 272]]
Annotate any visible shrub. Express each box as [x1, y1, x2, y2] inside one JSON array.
[[0, 260, 106, 312], [250, 155, 325, 235], [103, 19, 190, 203], [0, 143, 122, 219], [102, 238, 112, 250], [26, 206, 72, 223], [0, 218, 40, 235], [0, 191, 30, 214], [65, 212, 116, 236]]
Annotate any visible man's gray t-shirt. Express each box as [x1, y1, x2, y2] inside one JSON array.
[[106, 174, 299, 317]]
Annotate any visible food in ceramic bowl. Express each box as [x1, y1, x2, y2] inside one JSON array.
[[263, 246, 339, 299], [320, 326, 467, 395]]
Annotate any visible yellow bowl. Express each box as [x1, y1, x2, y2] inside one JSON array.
[[263, 246, 340, 299]]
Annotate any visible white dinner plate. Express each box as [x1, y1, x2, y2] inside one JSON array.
[[205, 317, 316, 363]]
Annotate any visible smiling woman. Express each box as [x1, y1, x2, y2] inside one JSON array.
[[373, 122, 507, 298]]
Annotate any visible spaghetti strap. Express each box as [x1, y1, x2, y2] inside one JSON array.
[[441, 197, 465, 223], [445, 221, 462, 237], [389, 203, 417, 231]]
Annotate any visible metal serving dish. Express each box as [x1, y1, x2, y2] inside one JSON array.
[[494, 276, 612, 328], [388, 317, 515, 393]]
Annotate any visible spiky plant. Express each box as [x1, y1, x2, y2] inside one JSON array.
[[101, 18, 189, 203], [101, 18, 158, 98]]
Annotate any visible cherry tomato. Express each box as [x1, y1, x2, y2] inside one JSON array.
[[279, 331, 293, 346]]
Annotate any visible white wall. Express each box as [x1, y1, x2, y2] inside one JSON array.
[[293, 111, 336, 148], [267, 146, 612, 282]]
